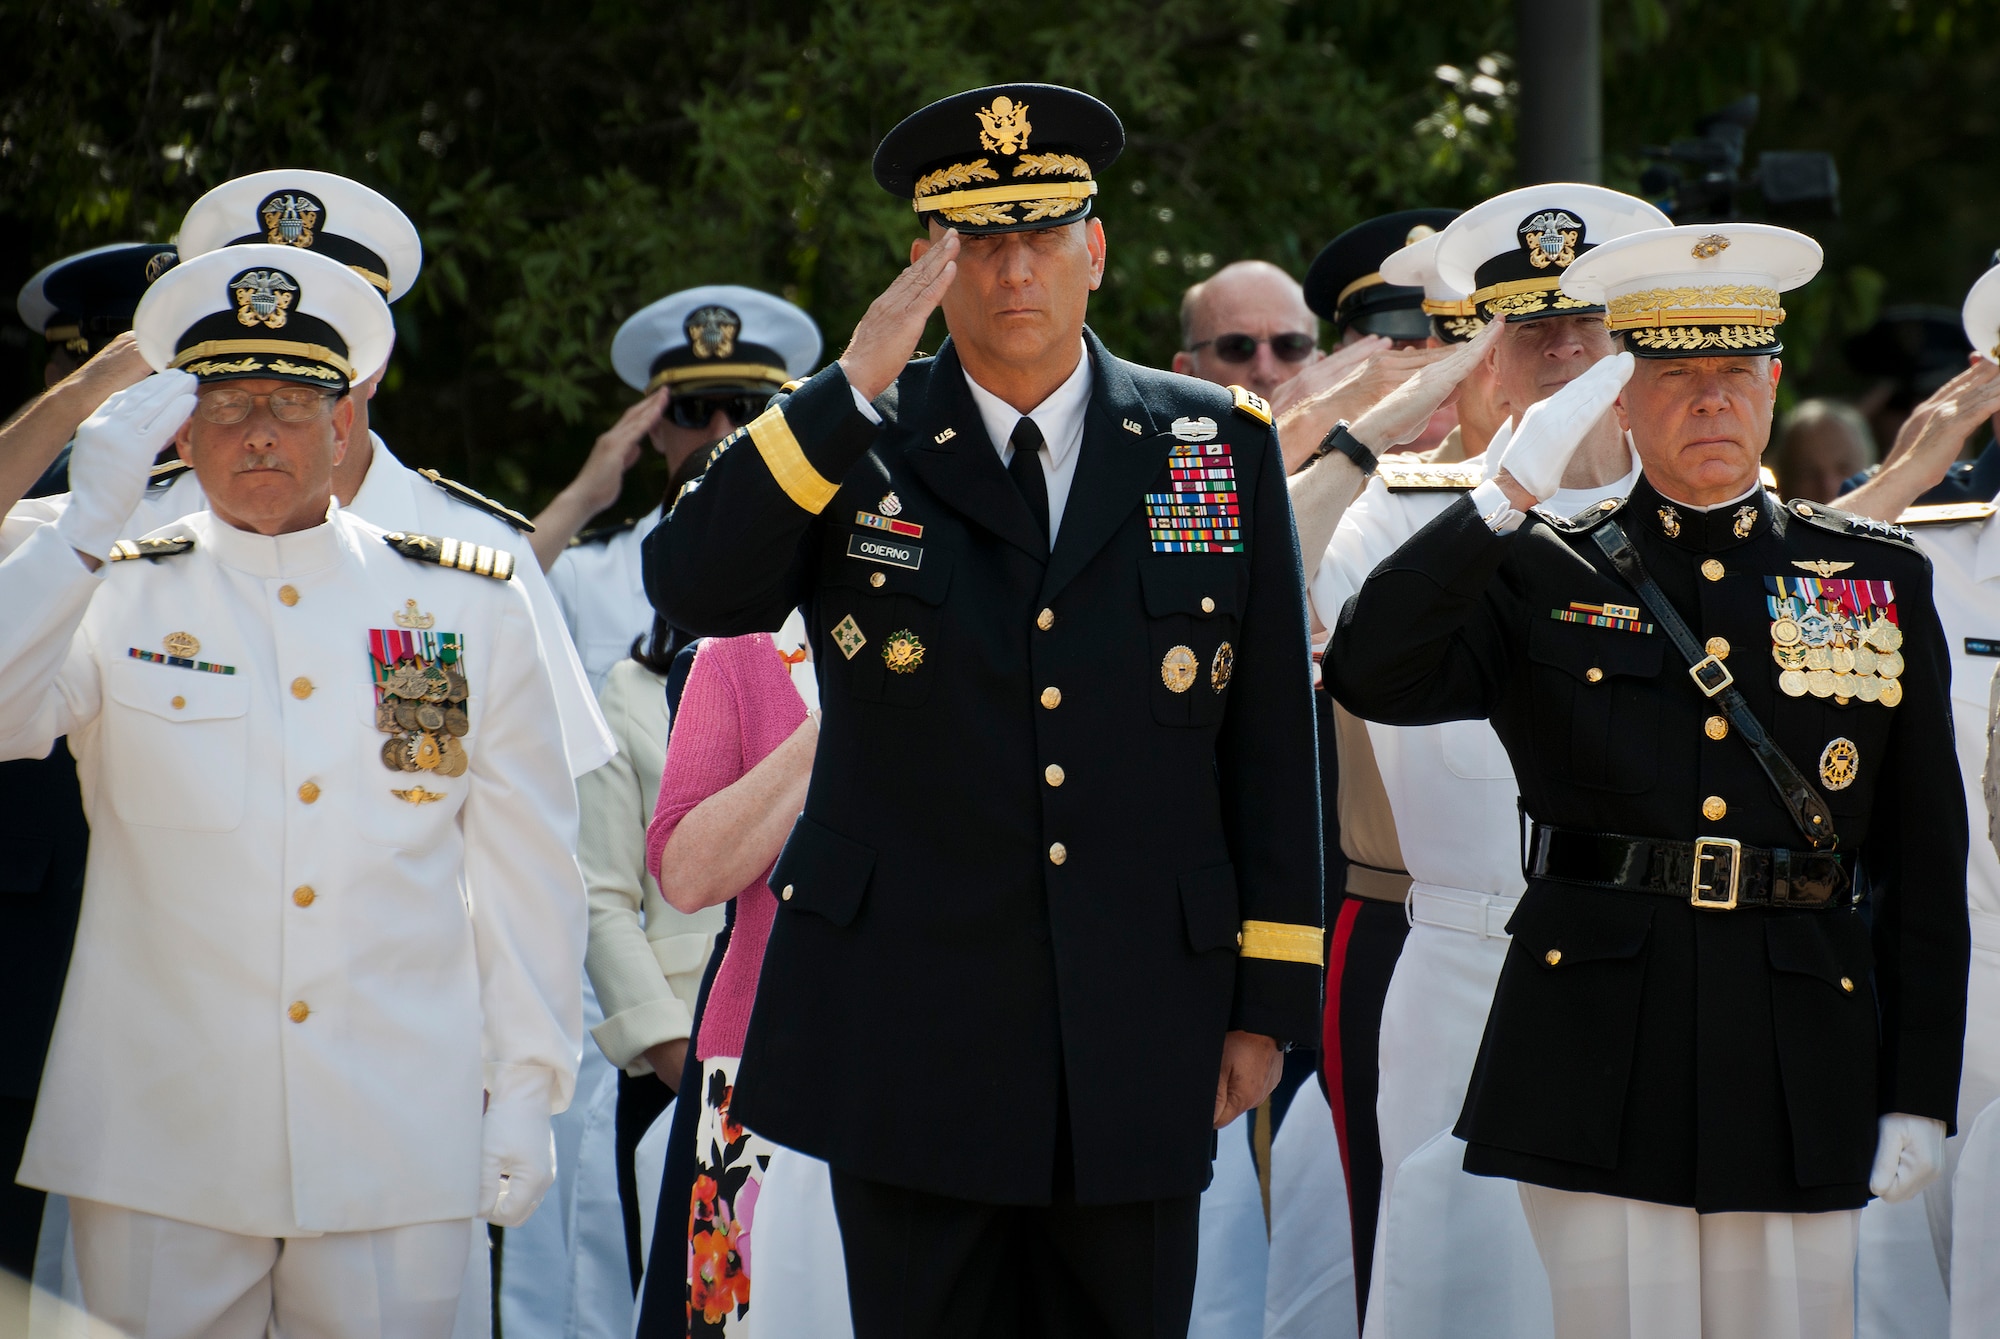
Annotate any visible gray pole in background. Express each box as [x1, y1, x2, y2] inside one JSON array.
[[1515, 0, 1602, 184]]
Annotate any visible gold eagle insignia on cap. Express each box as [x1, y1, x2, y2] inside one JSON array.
[[976, 96, 1032, 154]]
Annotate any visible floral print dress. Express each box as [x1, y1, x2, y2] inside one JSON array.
[[687, 1055, 778, 1335]]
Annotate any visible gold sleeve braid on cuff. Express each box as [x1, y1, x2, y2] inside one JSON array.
[[746, 406, 840, 515], [1238, 920, 1324, 964]]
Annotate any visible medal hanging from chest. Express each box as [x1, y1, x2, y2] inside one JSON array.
[[369, 626, 470, 776], [1766, 576, 1903, 706]]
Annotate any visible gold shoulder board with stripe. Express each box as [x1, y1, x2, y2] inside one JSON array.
[[1228, 384, 1273, 426], [1377, 460, 1483, 492], [147, 459, 194, 489], [416, 468, 535, 534], [383, 532, 517, 581], [1897, 501, 1998, 527], [107, 535, 196, 562], [1238, 920, 1324, 965]]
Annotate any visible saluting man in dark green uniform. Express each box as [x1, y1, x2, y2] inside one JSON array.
[[646, 84, 1323, 1338]]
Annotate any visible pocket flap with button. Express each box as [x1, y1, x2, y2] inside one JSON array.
[[1528, 617, 1666, 684], [1515, 897, 1653, 966], [771, 813, 876, 927], [105, 660, 250, 722], [1140, 556, 1245, 619], [1765, 915, 1872, 991], [1179, 861, 1241, 953], [825, 538, 954, 605]]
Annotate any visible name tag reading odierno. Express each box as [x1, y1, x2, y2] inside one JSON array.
[[847, 533, 923, 571], [1966, 638, 2000, 657]]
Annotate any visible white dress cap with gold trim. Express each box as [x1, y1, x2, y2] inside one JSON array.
[[1380, 230, 1466, 307], [1561, 222, 1821, 358], [134, 244, 392, 388], [1435, 184, 1670, 322], [1962, 265, 2000, 364], [611, 285, 822, 394], [176, 169, 423, 302]]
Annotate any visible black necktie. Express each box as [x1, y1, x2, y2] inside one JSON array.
[[1008, 417, 1050, 548]]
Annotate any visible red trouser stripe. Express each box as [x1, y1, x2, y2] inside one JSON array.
[[1320, 895, 1364, 1190]]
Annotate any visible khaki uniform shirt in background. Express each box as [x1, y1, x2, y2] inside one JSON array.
[[581, 656, 724, 1075], [1331, 701, 1411, 901]]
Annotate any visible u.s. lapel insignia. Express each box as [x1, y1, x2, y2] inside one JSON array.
[[881, 629, 925, 674], [879, 492, 904, 516], [832, 615, 867, 660], [1161, 645, 1198, 693], [933, 428, 957, 445], [1819, 737, 1859, 790], [1793, 559, 1855, 578], [1123, 418, 1143, 435], [1732, 505, 1758, 539]]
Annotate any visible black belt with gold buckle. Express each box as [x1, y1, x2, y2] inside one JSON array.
[[1526, 822, 1852, 911]]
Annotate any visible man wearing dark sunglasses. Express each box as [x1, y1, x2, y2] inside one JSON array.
[[1171, 259, 1322, 402], [532, 285, 823, 690]]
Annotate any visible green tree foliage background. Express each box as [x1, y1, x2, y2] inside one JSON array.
[[3, 0, 1995, 522]]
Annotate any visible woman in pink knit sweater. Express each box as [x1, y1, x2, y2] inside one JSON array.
[[649, 630, 816, 1338]]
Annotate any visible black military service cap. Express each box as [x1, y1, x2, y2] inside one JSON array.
[[875, 83, 1124, 236], [16, 243, 179, 356], [1303, 209, 1460, 342]]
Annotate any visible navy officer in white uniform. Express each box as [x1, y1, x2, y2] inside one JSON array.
[[75, 167, 614, 778], [530, 286, 821, 688], [0, 243, 585, 1336]]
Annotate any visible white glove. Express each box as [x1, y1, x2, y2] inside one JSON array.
[[1489, 352, 1634, 502], [1868, 1112, 1947, 1203], [55, 370, 197, 562], [479, 1064, 557, 1227]]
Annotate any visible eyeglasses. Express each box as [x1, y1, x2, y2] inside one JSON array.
[[667, 393, 774, 430], [194, 386, 339, 425], [1186, 332, 1318, 364]]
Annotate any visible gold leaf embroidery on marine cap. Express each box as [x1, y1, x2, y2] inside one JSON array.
[[1628, 325, 1777, 351]]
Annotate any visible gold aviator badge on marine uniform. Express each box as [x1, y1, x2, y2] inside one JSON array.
[[370, 610, 471, 781], [1766, 573, 1903, 706]]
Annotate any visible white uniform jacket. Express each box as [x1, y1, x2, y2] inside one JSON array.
[[0, 506, 585, 1236], [30, 432, 614, 779], [547, 504, 664, 692]]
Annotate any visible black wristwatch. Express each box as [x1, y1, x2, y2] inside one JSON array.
[[1314, 420, 1377, 477]]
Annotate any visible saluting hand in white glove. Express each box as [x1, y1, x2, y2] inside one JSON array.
[[1490, 351, 1634, 505], [1869, 1112, 1947, 1203], [56, 370, 197, 565]]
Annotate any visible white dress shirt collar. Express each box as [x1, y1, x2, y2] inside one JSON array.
[[193, 501, 351, 578], [962, 340, 1093, 470], [962, 340, 1094, 542]]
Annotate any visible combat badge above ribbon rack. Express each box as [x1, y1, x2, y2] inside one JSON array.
[[369, 614, 470, 777]]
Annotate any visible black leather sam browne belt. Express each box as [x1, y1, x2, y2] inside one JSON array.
[[1527, 822, 1851, 911]]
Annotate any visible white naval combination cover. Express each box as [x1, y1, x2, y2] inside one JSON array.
[[47, 431, 615, 780], [0, 504, 585, 1237], [1304, 447, 1639, 1339]]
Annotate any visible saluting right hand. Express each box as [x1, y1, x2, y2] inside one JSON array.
[[1347, 317, 1506, 455], [1490, 351, 1635, 505], [57, 369, 197, 564], [839, 230, 962, 401]]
